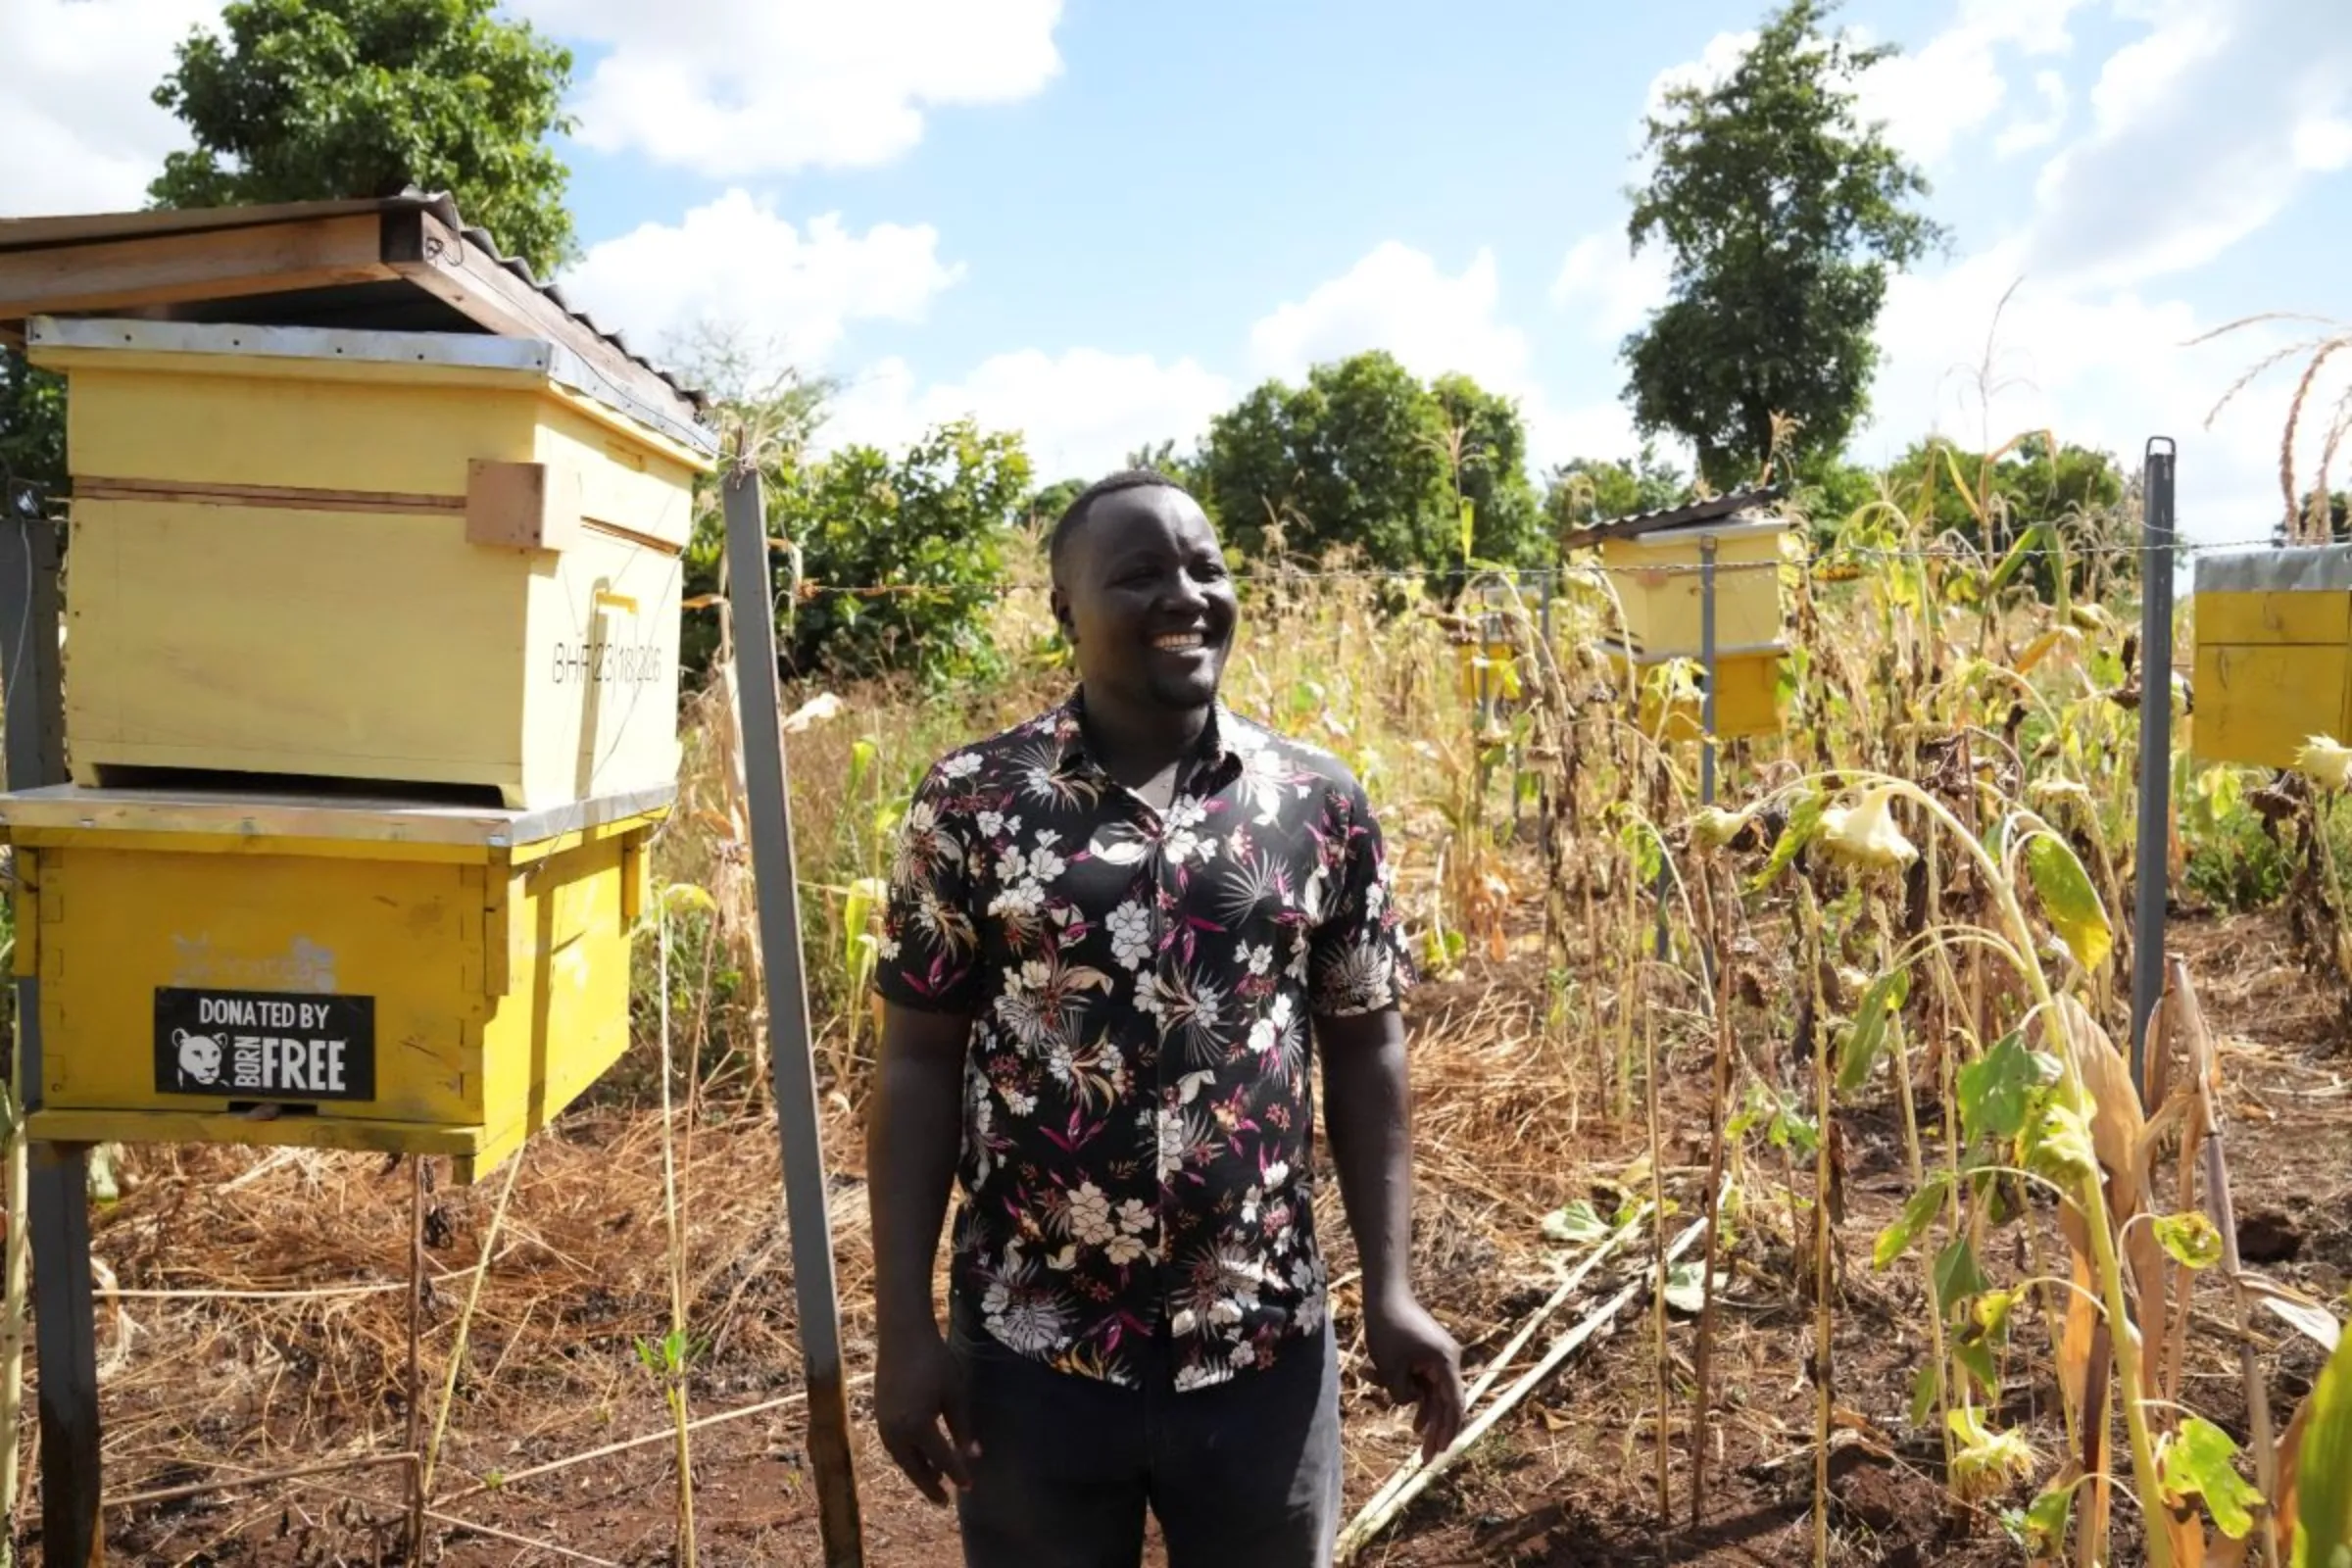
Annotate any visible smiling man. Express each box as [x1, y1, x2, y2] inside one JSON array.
[[865, 468, 1464, 1567]]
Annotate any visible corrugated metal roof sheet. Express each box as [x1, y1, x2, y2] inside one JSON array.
[[1559, 483, 1787, 551], [0, 188, 708, 418]]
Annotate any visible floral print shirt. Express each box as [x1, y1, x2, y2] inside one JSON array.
[[874, 692, 1414, 1393]]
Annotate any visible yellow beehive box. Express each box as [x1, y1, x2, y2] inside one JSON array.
[[0, 783, 665, 1184], [2190, 545, 2352, 769], [1595, 514, 1791, 659], [26, 315, 713, 809], [1603, 639, 1788, 744]]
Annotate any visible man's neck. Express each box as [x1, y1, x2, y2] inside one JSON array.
[[1077, 691, 1214, 792]]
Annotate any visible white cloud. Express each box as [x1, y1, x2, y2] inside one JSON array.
[[510, 0, 1063, 179], [1246, 240, 1651, 472], [1249, 242, 1531, 392], [1549, 232, 1671, 341], [1862, 239, 2344, 545], [2027, 0, 2352, 286], [0, 0, 222, 218], [2290, 115, 2352, 173], [819, 348, 1233, 481], [1994, 70, 2071, 156], [557, 189, 963, 372]]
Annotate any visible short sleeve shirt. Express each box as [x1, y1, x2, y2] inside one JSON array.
[[873, 691, 1414, 1393]]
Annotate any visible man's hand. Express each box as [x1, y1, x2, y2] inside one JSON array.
[[867, 1001, 981, 1504], [1363, 1290, 1465, 1462], [873, 1326, 980, 1505]]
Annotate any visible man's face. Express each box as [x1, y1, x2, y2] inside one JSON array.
[[1054, 486, 1240, 713]]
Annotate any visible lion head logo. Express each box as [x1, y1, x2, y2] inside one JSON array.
[[172, 1028, 223, 1088]]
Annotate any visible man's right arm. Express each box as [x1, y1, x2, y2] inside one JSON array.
[[866, 1000, 979, 1504]]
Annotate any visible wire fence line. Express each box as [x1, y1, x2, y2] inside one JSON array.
[[763, 533, 2302, 601]]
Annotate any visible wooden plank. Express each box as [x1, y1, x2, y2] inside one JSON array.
[[384, 210, 704, 436], [77, 477, 464, 515], [25, 1107, 486, 1161], [0, 214, 392, 323]]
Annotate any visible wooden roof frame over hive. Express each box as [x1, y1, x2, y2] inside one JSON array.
[[0, 188, 713, 456]]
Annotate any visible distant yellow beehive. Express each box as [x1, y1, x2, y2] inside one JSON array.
[[1593, 513, 1789, 658], [1567, 489, 1793, 742], [1, 785, 661, 1184], [27, 314, 711, 809], [1601, 641, 1788, 744], [2190, 545, 2352, 769]]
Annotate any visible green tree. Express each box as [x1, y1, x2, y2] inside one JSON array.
[[1544, 444, 1688, 534], [668, 338, 836, 683], [148, 0, 580, 276], [2279, 489, 2350, 545], [767, 420, 1034, 687], [1200, 350, 1543, 577], [0, 351, 67, 510], [1621, 0, 1945, 487], [1885, 432, 2129, 598], [1024, 477, 1088, 532], [1430, 373, 1545, 565]]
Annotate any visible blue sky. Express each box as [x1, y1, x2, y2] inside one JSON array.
[[8, 0, 2352, 541]]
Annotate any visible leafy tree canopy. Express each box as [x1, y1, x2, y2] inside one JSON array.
[[1621, 0, 1945, 489], [148, 0, 581, 276], [771, 421, 1034, 687], [0, 351, 68, 510], [669, 353, 1034, 691], [1885, 432, 2130, 597], [1198, 350, 1544, 578], [1544, 444, 1688, 535]]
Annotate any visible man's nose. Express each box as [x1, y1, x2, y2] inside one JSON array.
[[1159, 572, 1208, 612]]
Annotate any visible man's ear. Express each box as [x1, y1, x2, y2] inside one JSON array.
[[1050, 585, 1075, 644]]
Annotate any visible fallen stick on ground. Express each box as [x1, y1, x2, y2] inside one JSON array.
[[438, 1371, 875, 1507], [1340, 1204, 1654, 1543], [1334, 1213, 1710, 1562]]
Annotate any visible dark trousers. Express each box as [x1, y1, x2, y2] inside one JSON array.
[[946, 1301, 1343, 1568]]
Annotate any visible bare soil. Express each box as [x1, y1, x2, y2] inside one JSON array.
[[45, 906, 2352, 1568]]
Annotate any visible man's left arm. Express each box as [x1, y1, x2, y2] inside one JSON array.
[[1319, 1004, 1464, 1461], [1308, 776, 1463, 1462]]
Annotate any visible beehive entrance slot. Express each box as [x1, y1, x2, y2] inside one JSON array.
[[82, 763, 509, 809], [226, 1102, 320, 1119]]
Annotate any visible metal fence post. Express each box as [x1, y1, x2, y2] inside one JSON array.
[[1700, 538, 1718, 809], [0, 504, 103, 1566], [2130, 438, 2178, 1098], [720, 467, 865, 1566]]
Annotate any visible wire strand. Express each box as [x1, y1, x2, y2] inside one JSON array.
[[759, 533, 2299, 600]]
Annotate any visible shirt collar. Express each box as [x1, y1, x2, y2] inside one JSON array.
[[1050, 687, 1244, 791]]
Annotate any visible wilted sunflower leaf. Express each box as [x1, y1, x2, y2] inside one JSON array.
[[2159, 1415, 2263, 1541], [1838, 967, 1912, 1093], [1874, 1169, 1954, 1271], [1541, 1200, 1613, 1246], [1959, 1032, 2038, 1148], [2024, 832, 2114, 972]]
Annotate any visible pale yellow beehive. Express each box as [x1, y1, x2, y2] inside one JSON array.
[[1593, 513, 1790, 658], [2190, 544, 2352, 770], [28, 315, 712, 809]]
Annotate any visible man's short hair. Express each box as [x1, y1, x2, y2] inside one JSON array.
[[1049, 467, 1190, 583]]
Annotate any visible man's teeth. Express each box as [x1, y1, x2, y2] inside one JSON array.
[[1153, 633, 1204, 650]]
